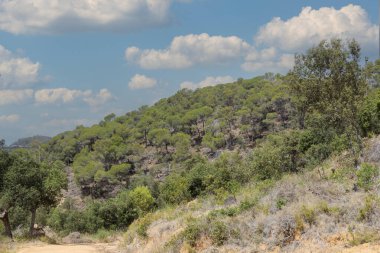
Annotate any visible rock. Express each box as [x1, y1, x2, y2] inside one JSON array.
[[363, 136, 380, 164], [62, 232, 91, 244], [43, 226, 59, 242]]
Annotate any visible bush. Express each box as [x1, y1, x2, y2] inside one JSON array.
[[159, 174, 190, 205], [136, 215, 153, 238], [183, 221, 203, 246], [128, 186, 154, 215], [357, 163, 379, 191], [93, 229, 113, 242], [47, 194, 140, 234], [209, 221, 228, 246], [357, 195, 377, 222], [299, 205, 316, 226], [276, 197, 287, 210]]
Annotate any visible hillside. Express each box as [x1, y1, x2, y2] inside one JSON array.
[[10, 135, 51, 148], [1, 39, 380, 253], [45, 73, 291, 199]]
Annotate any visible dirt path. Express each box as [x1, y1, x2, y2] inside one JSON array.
[[17, 244, 100, 253], [15, 242, 120, 253]]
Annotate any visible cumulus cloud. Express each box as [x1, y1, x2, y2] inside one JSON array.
[[0, 114, 20, 123], [0, 45, 40, 89], [242, 4, 378, 73], [0, 0, 189, 34], [125, 33, 251, 69], [34, 87, 113, 107], [180, 76, 235, 90], [35, 88, 90, 104], [255, 4, 378, 52], [83, 89, 113, 107], [0, 89, 34, 105], [128, 74, 157, 89]]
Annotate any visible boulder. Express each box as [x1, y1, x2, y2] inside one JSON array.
[[62, 232, 91, 244]]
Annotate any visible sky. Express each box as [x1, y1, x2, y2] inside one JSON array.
[[0, 0, 378, 144]]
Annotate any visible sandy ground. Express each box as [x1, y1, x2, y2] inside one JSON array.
[[17, 244, 100, 253], [10, 241, 380, 253], [12, 242, 120, 253]]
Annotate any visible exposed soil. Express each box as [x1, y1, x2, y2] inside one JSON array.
[[16, 242, 119, 253]]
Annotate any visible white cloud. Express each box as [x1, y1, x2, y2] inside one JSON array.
[[242, 4, 378, 73], [128, 74, 157, 89], [126, 5, 377, 74], [34, 88, 89, 104], [0, 89, 34, 105], [0, 0, 189, 34], [125, 33, 251, 69], [180, 76, 235, 90], [34, 87, 113, 107], [0, 45, 40, 89], [255, 4, 378, 52], [0, 114, 20, 123], [83, 88, 113, 107]]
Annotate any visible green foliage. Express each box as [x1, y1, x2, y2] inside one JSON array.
[[136, 215, 153, 238], [250, 131, 302, 180], [356, 163, 379, 191], [359, 89, 380, 136], [288, 39, 366, 155], [47, 192, 141, 234], [357, 195, 377, 221], [128, 186, 154, 215], [209, 221, 228, 246], [276, 198, 287, 210], [299, 205, 316, 226], [171, 133, 191, 161], [183, 220, 203, 246], [159, 174, 190, 205]]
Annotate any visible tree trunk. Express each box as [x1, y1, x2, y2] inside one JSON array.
[[29, 209, 36, 237], [0, 210, 13, 240]]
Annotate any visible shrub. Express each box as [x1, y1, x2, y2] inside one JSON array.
[[136, 215, 153, 238], [349, 228, 380, 246], [276, 198, 287, 210], [357, 195, 377, 222], [108, 163, 131, 178], [209, 221, 228, 246], [183, 221, 203, 246], [128, 186, 154, 215], [357, 163, 379, 191], [159, 174, 190, 205], [299, 205, 316, 226], [93, 229, 113, 242]]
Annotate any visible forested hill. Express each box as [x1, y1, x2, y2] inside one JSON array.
[[3, 39, 380, 252], [46, 73, 292, 197], [10, 135, 51, 148]]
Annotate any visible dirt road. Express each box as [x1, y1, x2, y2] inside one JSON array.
[[16, 243, 120, 253]]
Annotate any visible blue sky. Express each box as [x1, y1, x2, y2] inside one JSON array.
[[0, 0, 378, 144]]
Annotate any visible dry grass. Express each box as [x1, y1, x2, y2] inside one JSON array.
[[121, 145, 380, 253]]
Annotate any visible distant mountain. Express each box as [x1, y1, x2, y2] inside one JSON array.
[[10, 135, 51, 148]]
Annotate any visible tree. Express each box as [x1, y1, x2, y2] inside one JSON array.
[[171, 133, 191, 161], [287, 39, 367, 153], [0, 146, 13, 239], [148, 128, 171, 153], [3, 151, 66, 236]]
